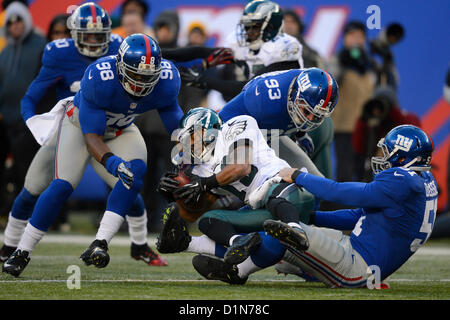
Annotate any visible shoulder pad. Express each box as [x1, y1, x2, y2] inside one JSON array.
[[42, 38, 77, 68]]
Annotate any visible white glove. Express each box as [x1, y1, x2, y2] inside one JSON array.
[[247, 176, 282, 209]]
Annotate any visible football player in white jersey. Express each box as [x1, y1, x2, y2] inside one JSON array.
[[180, 0, 304, 100], [156, 107, 315, 265]]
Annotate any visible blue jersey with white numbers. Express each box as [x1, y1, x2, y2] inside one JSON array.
[[297, 167, 438, 280], [21, 35, 123, 122], [73, 55, 183, 135], [220, 69, 301, 136]]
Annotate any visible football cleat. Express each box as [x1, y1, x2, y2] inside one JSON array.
[[263, 220, 309, 255], [2, 249, 30, 277], [224, 232, 262, 265], [156, 203, 191, 253], [80, 239, 110, 268], [192, 254, 247, 285], [0, 244, 17, 263], [130, 243, 168, 266]]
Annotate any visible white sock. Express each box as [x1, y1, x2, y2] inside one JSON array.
[[17, 223, 46, 254], [236, 256, 262, 278], [4, 213, 28, 247], [229, 234, 240, 247], [187, 235, 215, 255], [96, 211, 125, 244], [126, 211, 148, 245]]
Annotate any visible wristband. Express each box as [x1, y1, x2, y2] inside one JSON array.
[[202, 174, 219, 191], [291, 169, 302, 182], [101, 152, 114, 167]]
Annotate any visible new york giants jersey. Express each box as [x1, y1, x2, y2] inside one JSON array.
[[225, 31, 303, 79], [21, 35, 123, 121], [298, 167, 438, 280], [192, 115, 289, 202], [73, 55, 183, 136]]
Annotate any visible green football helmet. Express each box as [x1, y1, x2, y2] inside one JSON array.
[[237, 0, 284, 50], [176, 108, 223, 163]]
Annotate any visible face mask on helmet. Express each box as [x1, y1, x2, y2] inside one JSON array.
[[73, 31, 110, 57], [237, 19, 265, 50], [116, 35, 162, 97], [370, 125, 434, 175], [68, 4, 112, 58]]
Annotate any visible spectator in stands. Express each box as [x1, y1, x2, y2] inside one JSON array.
[[178, 21, 210, 109], [326, 20, 376, 182], [0, 1, 47, 213], [352, 86, 421, 182], [154, 10, 179, 49], [282, 9, 323, 69], [112, 0, 154, 38]]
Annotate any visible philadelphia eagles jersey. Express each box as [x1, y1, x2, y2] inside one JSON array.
[[192, 115, 289, 202]]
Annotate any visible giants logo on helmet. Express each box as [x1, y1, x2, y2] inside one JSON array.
[[298, 73, 311, 92], [395, 134, 413, 152], [118, 41, 130, 57]]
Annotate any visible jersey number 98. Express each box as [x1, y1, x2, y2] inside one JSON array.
[[96, 62, 115, 81]]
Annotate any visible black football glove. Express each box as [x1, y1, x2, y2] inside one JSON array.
[[178, 66, 207, 89], [173, 175, 219, 205], [156, 171, 180, 202]]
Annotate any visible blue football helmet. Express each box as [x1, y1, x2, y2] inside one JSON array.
[[116, 33, 162, 97], [371, 125, 434, 174], [287, 68, 339, 131], [67, 2, 112, 57]]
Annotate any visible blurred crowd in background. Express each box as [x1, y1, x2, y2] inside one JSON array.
[[0, 0, 448, 237]]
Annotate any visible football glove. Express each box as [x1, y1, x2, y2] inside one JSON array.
[[156, 171, 180, 202], [105, 155, 134, 189], [173, 175, 219, 205], [178, 66, 207, 89], [205, 47, 234, 69]]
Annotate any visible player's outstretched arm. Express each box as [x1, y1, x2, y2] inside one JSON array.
[[279, 167, 393, 208]]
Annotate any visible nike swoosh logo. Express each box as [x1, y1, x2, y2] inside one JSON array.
[[394, 171, 404, 177], [88, 70, 93, 80], [255, 86, 260, 96]]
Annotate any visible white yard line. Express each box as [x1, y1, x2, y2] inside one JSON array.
[[1, 233, 449, 255]]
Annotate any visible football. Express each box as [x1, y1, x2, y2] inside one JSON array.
[[173, 171, 217, 222]]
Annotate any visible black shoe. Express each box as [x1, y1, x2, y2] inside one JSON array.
[[224, 233, 262, 265], [263, 220, 309, 255], [80, 239, 110, 268], [0, 244, 17, 263], [156, 203, 191, 253], [2, 249, 30, 277], [192, 254, 247, 285], [130, 243, 168, 266]]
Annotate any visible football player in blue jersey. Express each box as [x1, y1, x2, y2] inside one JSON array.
[[2, 33, 183, 277], [0, 3, 167, 268], [191, 125, 438, 287]]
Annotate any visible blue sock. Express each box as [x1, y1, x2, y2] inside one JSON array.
[[29, 179, 73, 231], [127, 194, 146, 217], [11, 188, 39, 220], [250, 232, 286, 268]]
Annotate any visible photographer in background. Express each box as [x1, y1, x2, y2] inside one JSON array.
[[370, 23, 405, 90], [352, 86, 420, 182], [327, 21, 377, 182]]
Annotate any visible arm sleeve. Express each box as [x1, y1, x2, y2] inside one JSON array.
[[78, 93, 107, 136], [202, 75, 246, 99], [254, 60, 301, 76], [174, 58, 204, 69], [157, 98, 185, 134], [295, 172, 395, 208], [21, 65, 61, 121], [162, 46, 217, 62], [314, 208, 363, 230]]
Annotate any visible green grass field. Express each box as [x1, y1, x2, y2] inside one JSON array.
[[1, 233, 449, 301]]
